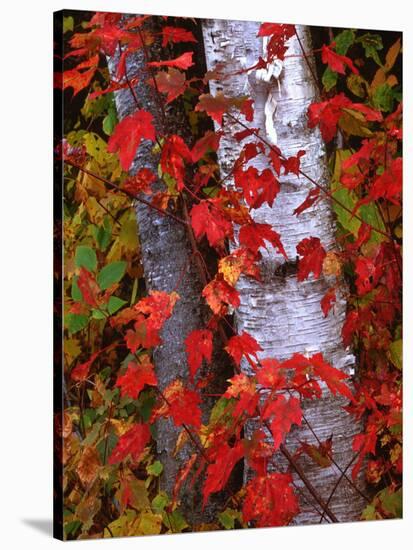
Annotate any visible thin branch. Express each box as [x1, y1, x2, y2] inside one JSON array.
[[319, 451, 360, 523]]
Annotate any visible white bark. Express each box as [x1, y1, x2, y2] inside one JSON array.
[[202, 20, 366, 524]]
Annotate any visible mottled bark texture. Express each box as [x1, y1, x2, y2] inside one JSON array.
[[202, 20, 366, 523], [107, 18, 229, 522]]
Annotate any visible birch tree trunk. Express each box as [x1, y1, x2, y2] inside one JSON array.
[[107, 19, 229, 523], [202, 20, 366, 524]]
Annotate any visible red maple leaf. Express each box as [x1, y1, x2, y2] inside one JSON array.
[[342, 309, 360, 347], [153, 379, 202, 428], [203, 441, 244, 505], [321, 44, 359, 75], [92, 22, 141, 56], [282, 150, 306, 176], [256, 358, 285, 389], [155, 68, 187, 104], [191, 131, 222, 163], [88, 77, 138, 101], [77, 267, 100, 307], [124, 316, 162, 352], [190, 200, 233, 248], [243, 430, 273, 476], [352, 423, 378, 480], [224, 373, 259, 419], [117, 291, 179, 350], [368, 157, 402, 203], [242, 473, 299, 527], [308, 93, 382, 143], [218, 248, 261, 285], [107, 110, 156, 171], [115, 358, 157, 399], [123, 168, 156, 195], [307, 94, 350, 142], [239, 222, 287, 258], [71, 349, 101, 382], [234, 166, 280, 209], [296, 236, 326, 281], [310, 352, 353, 401], [160, 135, 192, 190], [62, 55, 99, 96], [355, 256, 380, 296], [320, 288, 336, 317], [108, 423, 151, 464], [148, 52, 194, 70], [185, 329, 213, 379], [257, 23, 296, 61], [195, 92, 232, 125], [293, 187, 321, 216], [134, 290, 179, 331], [225, 331, 262, 366], [202, 275, 240, 315], [263, 395, 302, 450], [161, 26, 197, 47], [240, 98, 254, 121]]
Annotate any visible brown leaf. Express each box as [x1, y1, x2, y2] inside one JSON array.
[[77, 446, 101, 485]]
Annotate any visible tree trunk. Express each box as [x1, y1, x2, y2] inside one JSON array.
[[202, 20, 366, 523], [107, 18, 228, 523]]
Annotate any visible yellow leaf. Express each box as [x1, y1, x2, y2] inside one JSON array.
[[339, 108, 373, 138], [322, 251, 342, 277], [135, 511, 163, 536]]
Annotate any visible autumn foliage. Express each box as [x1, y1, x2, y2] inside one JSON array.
[[55, 11, 402, 539]]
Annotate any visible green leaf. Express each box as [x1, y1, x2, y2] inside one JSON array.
[[334, 29, 355, 55], [97, 432, 118, 463], [64, 519, 81, 537], [373, 83, 395, 112], [82, 408, 97, 430], [218, 508, 242, 529], [75, 245, 97, 272], [91, 308, 107, 320], [331, 150, 385, 243], [380, 487, 402, 518], [147, 460, 163, 477], [357, 33, 383, 66], [108, 296, 127, 315], [63, 16, 74, 34], [93, 218, 112, 251], [162, 509, 188, 533], [103, 106, 118, 136], [389, 339, 402, 370], [97, 261, 127, 290], [139, 394, 156, 423], [71, 276, 82, 302], [152, 493, 169, 513], [66, 313, 88, 334], [322, 67, 338, 91]]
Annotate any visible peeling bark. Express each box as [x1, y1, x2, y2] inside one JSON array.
[[202, 20, 366, 523]]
